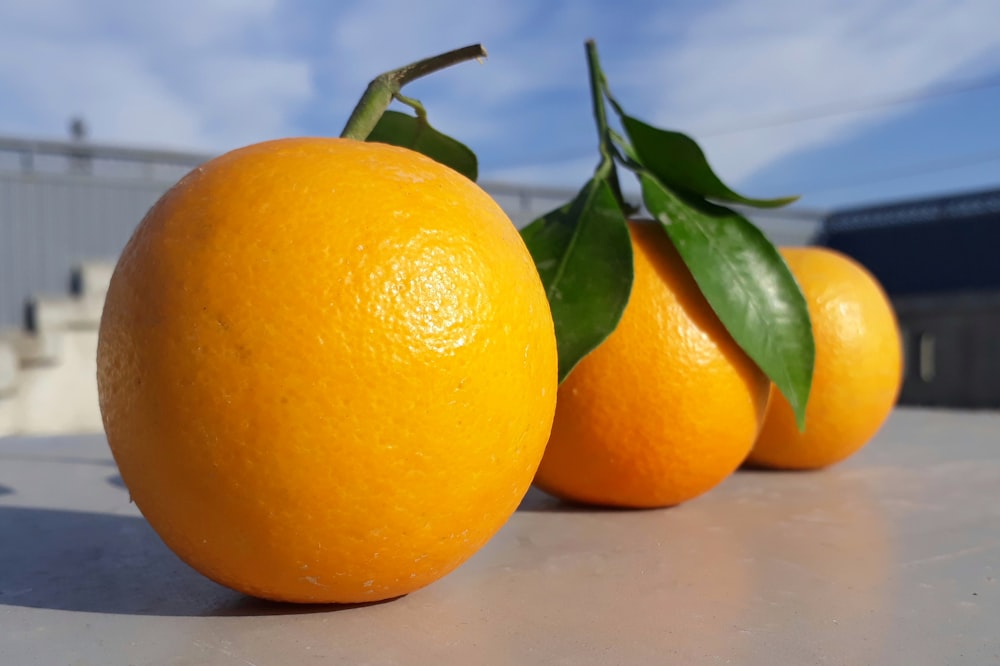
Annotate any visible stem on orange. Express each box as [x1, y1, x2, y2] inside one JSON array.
[[584, 39, 629, 211], [339, 44, 487, 141]]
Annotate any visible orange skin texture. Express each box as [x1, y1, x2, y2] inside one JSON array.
[[97, 138, 558, 603], [533, 221, 771, 508], [747, 246, 903, 470]]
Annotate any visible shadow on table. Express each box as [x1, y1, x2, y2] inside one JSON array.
[[517, 464, 833, 513], [516, 485, 678, 513], [0, 506, 383, 618]]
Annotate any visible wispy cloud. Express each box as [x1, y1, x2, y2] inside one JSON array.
[[615, 0, 1000, 185], [321, 1, 600, 147], [0, 0, 311, 150], [1, 0, 998, 205]]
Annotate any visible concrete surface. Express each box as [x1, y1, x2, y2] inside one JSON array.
[[1, 407, 998, 665], [0, 260, 110, 437], [0, 328, 103, 437], [24, 294, 105, 333], [10, 329, 103, 435], [70, 261, 115, 300], [0, 342, 16, 397]]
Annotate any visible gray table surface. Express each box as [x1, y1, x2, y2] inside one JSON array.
[[1, 407, 998, 665]]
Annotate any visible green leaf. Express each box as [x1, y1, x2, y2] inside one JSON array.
[[621, 114, 798, 209], [638, 171, 814, 429], [520, 177, 634, 382], [366, 109, 478, 181]]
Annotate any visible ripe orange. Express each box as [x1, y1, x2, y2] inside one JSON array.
[[97, 137, 558, 603], [532, 220, 771, 508], [747, 246, 902, 469]]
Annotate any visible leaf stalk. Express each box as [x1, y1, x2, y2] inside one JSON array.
[[340, 44, 487, 141]]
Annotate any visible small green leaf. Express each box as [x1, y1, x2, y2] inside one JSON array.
[[622, 114, 798, 209], [639, 171, 814, 429], [366, 110, 478, 181], [520, 177, 633, 382]]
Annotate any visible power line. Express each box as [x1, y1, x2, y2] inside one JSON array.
[[499, 145, 1000, 202], [494, 70, 1000, 198], [505, 69, 1000, 170], [788, 146, 1000, 196], [697, 70, 1000, 137]]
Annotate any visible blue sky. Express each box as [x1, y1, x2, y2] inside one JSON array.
[[1, 0, 999, 212]]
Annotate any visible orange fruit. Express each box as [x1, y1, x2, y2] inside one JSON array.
[[532, 220, 771, 508], [747, 246, 902, 469], [97, 137, 558, 603]]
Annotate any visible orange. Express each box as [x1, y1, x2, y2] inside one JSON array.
[[532, 220, 771, 508], [97, 137, 558, 603], [747, 246, 902, 469]]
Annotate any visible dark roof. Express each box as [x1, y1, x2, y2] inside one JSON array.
[[818, 186, 1000, 296], [824, 187, 1000, 231]]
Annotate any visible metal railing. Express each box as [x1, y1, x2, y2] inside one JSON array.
[[0, 133, 825, 328], [0, 135, 205, 182], [0, 133, 827, 224]]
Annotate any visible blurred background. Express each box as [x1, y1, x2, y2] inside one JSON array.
[[1, 0, 998, 435]]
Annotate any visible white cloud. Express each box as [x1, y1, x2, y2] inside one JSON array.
[[328, 0, 530, 89], [0, 0, 311, 151], [322, 1, 593, 145], [481, 155, 598, 189], [2, 0, 998, 196], [614, 0, 1000, 185], [0, 36, 200, 146]]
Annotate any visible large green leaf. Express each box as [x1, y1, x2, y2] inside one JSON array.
[[520, 177, 633, 381], [622, 114, 797, 209], [638, 171, 814, 428], [366, 110, 478, 181]]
